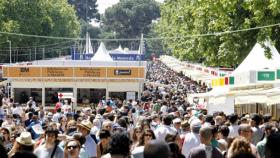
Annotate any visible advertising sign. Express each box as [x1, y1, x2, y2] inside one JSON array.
[[42, 67, 73, 77], [75, 67, 106, 77]]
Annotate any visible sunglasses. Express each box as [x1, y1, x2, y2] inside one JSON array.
[[67, 145, 78, 150]]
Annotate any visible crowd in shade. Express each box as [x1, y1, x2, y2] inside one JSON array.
[[0, 60, 279, 158]]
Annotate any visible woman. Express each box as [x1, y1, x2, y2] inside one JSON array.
[[131, 126, 143, 151], [139, 129, 156, 146], [8, 132, 34, 157], [97, 129, 111, 158], [227, 136, 253, 158], [64, 139, 81, 158], [131, 129, 156, 158], [1, 128, 13, 152], [59, 116, 68, 134]]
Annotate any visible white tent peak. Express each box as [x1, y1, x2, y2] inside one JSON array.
[[91, 42, 113, 61], [233, 41, 280, 74], [83, 32, 94, 54]]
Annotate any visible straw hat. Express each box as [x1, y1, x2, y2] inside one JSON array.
[[77, 120, 93, 131], [16, 132, 35, 146]]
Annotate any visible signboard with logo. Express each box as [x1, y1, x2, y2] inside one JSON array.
[[8, 67, 41, 77], [42, 67, 74, 77], [257, 71, 275, 81], [75, 67, 106, 77], [3, 66, 145, 79]]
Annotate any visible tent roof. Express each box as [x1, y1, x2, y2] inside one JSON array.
[[233, 41, 280, 74], [91, 42, 113, 61]]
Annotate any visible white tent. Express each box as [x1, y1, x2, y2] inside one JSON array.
[[83, 32, 94, 54], [91, 42, 114, 61], [233, 41, 280, 74]]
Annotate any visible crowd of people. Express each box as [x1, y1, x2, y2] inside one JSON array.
[[0, 60, 279, 158]]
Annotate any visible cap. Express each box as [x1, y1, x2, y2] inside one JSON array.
[[173, 118, 182, 124]]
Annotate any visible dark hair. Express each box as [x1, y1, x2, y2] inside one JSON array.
[[107, 132, 131, 156], [99, 129, 111, 139], [17, 143, 34, 152], [163, 115, 172, 126], [168, 142, 184, 158], [45, 127, 59, 138], [219, 125, 230, 138], [72, 132, 86, 145], [144, 140, 170, 158], [231, 152, 256, 158], [165, 133, 179, 143], [11, 151, 37, 158], [250, 113, 262, 126], [229, 114, 238, 124], [0, 143, 8, 158], [265, 132, 280, 158]]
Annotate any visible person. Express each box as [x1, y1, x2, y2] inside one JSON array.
[[97, 129, 111, 158], [101, 132, 131, 158], [168, 142, 185, 158], [256, 124, 276, 158], [250, 114, 263, 145], [11, 151, 37, 158], [154, 115, 177, 141], [34, 127, 64, 158], [0, 142, 8, 158], [64, 139, 81, 158], [77, 120, 97, 158], [131, 125, 143, 150], [228, 114, 239, 138], [265, 132, 280, 158], [217, 125, 229, 153], [143, 140, 170, 158], [131, 129, 156, 158], [26, 97, 36, 109], [165, 133, 182, 150], [72, 132, 88, 158], [181, 119, 201, 158], [227, 136, 255, 158], [26, 114, 41, 140], [0, 127, 13, 152], [8, 132, 35, 157], [188, 126, 223, 158], [238, 124, 259, 158]]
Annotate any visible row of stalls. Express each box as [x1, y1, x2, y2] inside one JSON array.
[[2, 42, 146, 109], [161, 41, 280, 120]]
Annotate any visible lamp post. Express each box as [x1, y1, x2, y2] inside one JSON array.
[[7, 40, 11, 64]]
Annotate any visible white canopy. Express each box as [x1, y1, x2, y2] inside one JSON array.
[[233, 41, 280, 74], [91, 42, 113, 61]]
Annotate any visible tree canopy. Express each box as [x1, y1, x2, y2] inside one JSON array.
[[157, 0, 280, 67], [0, 0, 81, 62], [100, 0, 160, 50], [68, 0, 100, 22]]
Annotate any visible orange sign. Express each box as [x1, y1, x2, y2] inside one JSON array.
[[107, 67, 145, 78], [75, 67, 106, 77], [7, 67, 41, 77], [42, 67, 73, 77]]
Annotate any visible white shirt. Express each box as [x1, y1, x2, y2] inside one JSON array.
[[182, 132, 201, 158], [85, 134, 97, 158], [154, 124, 177, 141], [53, 112, 63, 122], [228, 124, 239, 138], [12, 106, 23, 116], [160, 105, 168, 113]]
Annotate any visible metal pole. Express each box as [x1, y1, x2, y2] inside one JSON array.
[[35, 47, 37, 61], [29, 49, 31, 61], [8, 40, 11, 64], [43, 47, 45, 60]]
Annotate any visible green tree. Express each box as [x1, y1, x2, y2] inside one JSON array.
[[0, 0, 81, 62], [68, 0, 100, 22], [158, 0, 280, 67], [100, 0, 160, 50]]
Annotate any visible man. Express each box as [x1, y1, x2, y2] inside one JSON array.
[[154, 115, 177, 141], [228, 113, 239, 138], [256, 124, 276, 158], [238, 124, 260, 158], [53, 108, 63, 122], [77, 120, 97, 158], [172, 118, 182, 134], [188, 126, 223, 158], [26, 97, 36, 109], [26, 114, 41, 140], [34, 127, 64, 158], [181, 119, 201, 158], [250, 113, 264, 145]]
